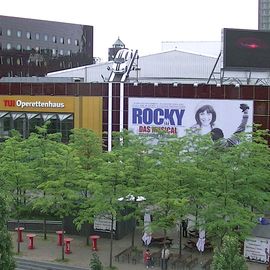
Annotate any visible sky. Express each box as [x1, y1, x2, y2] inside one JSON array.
[[1, 0, 258, 61]]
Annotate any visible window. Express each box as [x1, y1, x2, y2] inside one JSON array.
[[74, 39, 79, 46], [17, 30, 22, 38], [59, 49, 64, 55], [35, 33, 40, 40], [52, 35, 57, 43], [16, 44, 22, 51], [7, 29, 11, 36], [26, 32, 31, 39], [52, 48, 57, 56], [16, 58, 22, 65], [67, 38, 71, 44], [35, 46, 40, 52], [44, 34, 48, 41], [67, 50, 71, 56], [60, 37, 64, 44], [7, 43, 11, 50]]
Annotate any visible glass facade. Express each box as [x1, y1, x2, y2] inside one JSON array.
[[0, 112, 73, 142], [0, 15, 93, 78]]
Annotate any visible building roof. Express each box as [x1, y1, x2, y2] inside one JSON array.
[[161, 41, 221, 57], [47, 49, 270, 85], [112, 37, 125, 48], [48, 49, 219, 84]]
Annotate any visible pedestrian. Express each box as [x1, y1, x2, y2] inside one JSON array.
[[144, 248, 153, 268], [181, 219, 188, 238], [161, 245, 170, 270], [265, 248, 269, 264], [142, 232, 152, 246]]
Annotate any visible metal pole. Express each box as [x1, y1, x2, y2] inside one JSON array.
[[108, 83, 112, 151], [120, 83, 124, 132]]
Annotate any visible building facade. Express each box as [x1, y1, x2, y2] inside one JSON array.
[[258, 0, 270, 30], [0, 82, 269, 145], [0, 15, 93, 78]]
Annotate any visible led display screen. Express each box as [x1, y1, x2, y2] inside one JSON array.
[[223, 28, 270, 70]]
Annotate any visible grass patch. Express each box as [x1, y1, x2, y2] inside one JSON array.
[[54, 258, 70, 263]]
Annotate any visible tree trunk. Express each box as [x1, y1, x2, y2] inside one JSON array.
[[131, 217, 136, 247], [179, 223, 182, 255], [43, 219, 47, 240], [109, 216, 114, 268], [17, 219, 20, 254], [61, 218, 65, 261]]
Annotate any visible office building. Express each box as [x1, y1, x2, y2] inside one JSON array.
[[0, 15, 93, 78], [258, 0, 270, 30]]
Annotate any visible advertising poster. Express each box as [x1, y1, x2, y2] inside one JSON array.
[[94, 214, 116, 232], [244, 237, 270, 264], [128, 98, 253, 139]]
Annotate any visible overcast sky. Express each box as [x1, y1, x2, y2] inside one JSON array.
[[1, 0, 258, 61]]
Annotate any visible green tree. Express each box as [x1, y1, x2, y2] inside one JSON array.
[[198, 129, 270, 248], [70, 128, 102, 198], [70, 128, 103, 245], [34, 143, 82, 260], [0, 131, 33, 253], [112, 130, 152, 247], [212, 235, 247, 270], [0, 192, 15, 270], [76, 149, 128, 269], [144, 135, 189, 245], [27, 123, 62, 239]]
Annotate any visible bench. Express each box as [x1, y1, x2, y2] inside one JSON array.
[[114, 246, 133, 262], [171, 254, 192, 269], [185, 256, 199, 270], [184, 239, 196, 250], [202, 258, 212, 270], [150, 235, 173, 247], [114, 247, 141, 264]]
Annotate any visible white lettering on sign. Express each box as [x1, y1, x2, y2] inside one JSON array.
[[16, 100, 65, 108]]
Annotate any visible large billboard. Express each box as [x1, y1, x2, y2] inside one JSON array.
[[223, 28, 270, 70], [128, 98, 253, 140]]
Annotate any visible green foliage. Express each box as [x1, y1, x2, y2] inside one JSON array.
[[33, 143, 82, 219], [0, 192, 15, 270], [0, 126, 268, 268], [212, 235, 247, 270], [0, 131, 34, 217], [90, 253, 103, 270]]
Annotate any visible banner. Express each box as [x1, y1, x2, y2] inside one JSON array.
[[128, 98, 253, 139], [244, 237, 270, 264], [94, 214, 116, 232]]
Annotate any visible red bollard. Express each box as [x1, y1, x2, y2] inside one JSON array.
[[64, 238, 73, 254], [27, 234, 36, 249], [15, 227, 24, 242], [90, 235, 100, 251], [56, 230, 65, 246]]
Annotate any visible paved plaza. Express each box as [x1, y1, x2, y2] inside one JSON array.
[[11, 229, 267, 270]]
